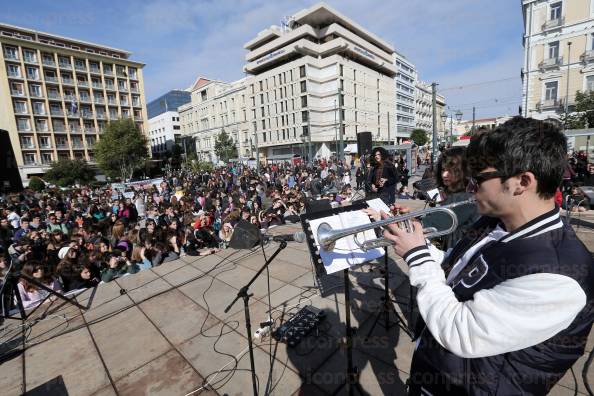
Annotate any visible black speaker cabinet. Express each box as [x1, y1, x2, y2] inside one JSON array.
[[356, 131, 373, 157], [229, 219, 262, 249], [0, 129, 23, 192]]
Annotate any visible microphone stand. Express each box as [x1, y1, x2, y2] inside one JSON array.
[[224, 240, 288, 396]]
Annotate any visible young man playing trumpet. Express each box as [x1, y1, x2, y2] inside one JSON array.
[[383, 117, 593, 395]]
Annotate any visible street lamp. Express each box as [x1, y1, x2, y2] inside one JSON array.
[[441, 110, 463, 145]]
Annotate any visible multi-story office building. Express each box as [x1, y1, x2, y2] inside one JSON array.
[[148, 111, 182, 157], [394, 52, 417, 141], [415, 80, 446, 138], [0, 23, 147, 184], [243, 3, 397, 161], [521, 0, 594, 120], [179, 76, 250, 162], [147, 89, 191, 119]]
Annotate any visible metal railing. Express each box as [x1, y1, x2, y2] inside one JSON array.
[[543, 17, 564, 31]]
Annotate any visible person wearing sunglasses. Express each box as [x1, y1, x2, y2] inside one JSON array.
[[382, 117, 593, 396]]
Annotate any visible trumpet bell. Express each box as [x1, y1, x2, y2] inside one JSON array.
[[317, 222, 335, 251]]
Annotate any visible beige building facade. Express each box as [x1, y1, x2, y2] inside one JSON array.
[[179, 76, 250, 162], [243, 3, 397, 161], [0, 23, 147, 184], [522, 0, 594, 121], [415, 81, 446, 138]]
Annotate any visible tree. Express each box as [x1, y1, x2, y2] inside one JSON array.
[[191, 160, 214, 173], [214, 129, 237, 163], [410, 129, 429, 146], [559, 90, 594, 129], [28, 176, 45, 191], [93, 118, 149, 181], [170, 143, 184, 168], [44, 158, 95, 187]]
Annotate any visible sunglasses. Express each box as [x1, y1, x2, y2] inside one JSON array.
[[466, 171, 505, 193]]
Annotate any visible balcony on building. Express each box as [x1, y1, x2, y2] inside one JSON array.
[[537, 98, 562, 111], [61, 77, 74, 85], [92, 81, 103, 89], [104, 68, 113, 76], [94, 97, 105, 105], [105, 83, 116, 91], [23, 55, 38, 64], [47, 92, 62, 101], [59, 61, 72, 70], [45, 75, 59, 84], [581, 50, 594, 64], [75, 64, 87, 73], [56, 143, 69, 149], [542, 16, 564, 31], [77, 79, 89, 88], [79, 96, 91, 104], [42, 57, 56, 67], [82, 111, 94, 119], [11, 89, 25, 97], [89, 66, 101, 75], [96, 112, 106, 120], [4, 51, 18, 61], [538, 56, 563, 71]]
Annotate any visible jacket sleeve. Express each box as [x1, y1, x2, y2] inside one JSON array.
[[403, 245, 587, 358]]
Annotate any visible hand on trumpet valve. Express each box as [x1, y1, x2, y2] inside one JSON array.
[[380, 211, 426, 258], [389, 204, 411, 216]]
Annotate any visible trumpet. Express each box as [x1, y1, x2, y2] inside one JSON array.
[[317, 199, 476, 252]]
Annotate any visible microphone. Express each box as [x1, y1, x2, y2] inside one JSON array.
[[263, 231, 306, 244]]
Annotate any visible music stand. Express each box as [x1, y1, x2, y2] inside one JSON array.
[[300, 202, 372, 396]]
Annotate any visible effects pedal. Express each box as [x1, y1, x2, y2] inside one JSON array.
[[272, 305, 324, 347]]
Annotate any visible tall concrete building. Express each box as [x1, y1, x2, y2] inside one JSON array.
[[522, 0, 594, 121], [394, 52, 417, 141], [0, 23, 147, 184], [415, 80, 446, 138], [179, 76, 250, 163], [243, 3, 397, 162]]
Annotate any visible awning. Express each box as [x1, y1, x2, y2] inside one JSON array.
[[344, 144, 358, 154]]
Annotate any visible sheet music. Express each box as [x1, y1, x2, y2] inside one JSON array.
[[309, 210, 384, 274]]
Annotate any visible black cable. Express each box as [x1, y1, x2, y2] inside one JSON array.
[[0, 247, 257, 360]]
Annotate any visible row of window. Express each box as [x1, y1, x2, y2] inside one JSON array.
[[6, 63, 140, 91], [13, 99, 141, 119], [3, 45, 137, 78], [16, 116, 106, 132], [542, 75, 594, 103], [9, 81, 141, 104], [20, 135, 95, 148]]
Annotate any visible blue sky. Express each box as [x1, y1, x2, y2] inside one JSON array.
[[3, 0, 524, 119]]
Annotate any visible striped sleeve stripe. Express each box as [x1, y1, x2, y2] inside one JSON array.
[[409, 259, 435, 269], [407, 253, 432, 266], [403, 245, 430, 262]]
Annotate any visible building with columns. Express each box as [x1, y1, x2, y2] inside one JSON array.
[[243, 2, 397, 162], [522, 0, 594, 121]]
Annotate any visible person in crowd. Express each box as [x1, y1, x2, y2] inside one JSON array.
[[369, 147, 399, 205], [423, 146, 479, 251], [16, 261, 62, 308], [383, 117, 594, 395]]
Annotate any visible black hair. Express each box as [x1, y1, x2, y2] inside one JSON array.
[[466, 116, 567, 199], [436, 147, 468, 193]]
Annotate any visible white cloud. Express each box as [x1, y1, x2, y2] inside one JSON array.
[[135, 0, 524, 118]]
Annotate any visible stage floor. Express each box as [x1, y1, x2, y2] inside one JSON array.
[[1, 219, 592, 396]]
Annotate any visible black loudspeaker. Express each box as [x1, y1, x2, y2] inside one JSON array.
[[0, 129, 23, 192], [229, 220, 262, 249], [305, 198, 332, 214], [357, 131, 373, 157]]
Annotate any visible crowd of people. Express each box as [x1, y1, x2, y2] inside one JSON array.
[[0, 156, 415, 310], [0, 131, 591, 312]]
